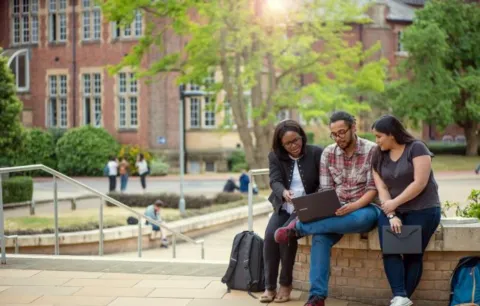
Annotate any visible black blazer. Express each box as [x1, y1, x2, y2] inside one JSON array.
[[268, 144, 323, 213]]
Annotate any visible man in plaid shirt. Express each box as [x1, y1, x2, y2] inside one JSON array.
[[274, 111, 380, 306]]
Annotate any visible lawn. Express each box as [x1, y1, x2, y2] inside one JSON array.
[[5, 196, 265, 235], [431, 155, 480, 172]]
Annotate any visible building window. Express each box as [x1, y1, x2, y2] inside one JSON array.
[[277, 109, 290, 121], [204, 97, 215, 128], [205, 161, 215, 172], [223, 101, 233, 127], [82, 0, 101, 41], [48, 74, 68, 128], [118, 72, 138, 129], [49, 0, 67, 43], [8, 50, 30, 92], [397, 31, 404, 52], [82, 73, 102, 127], [113, 11, 142, 39], [12, 0, 39, 45], [190, 97, 201, 128]]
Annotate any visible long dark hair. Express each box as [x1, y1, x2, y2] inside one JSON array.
[[371, 115, 416, 173], [271, 119, 308, 160]]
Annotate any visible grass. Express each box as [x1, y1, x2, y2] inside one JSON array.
[[5, 196, 265, 235], [431, 155, 480, 172]]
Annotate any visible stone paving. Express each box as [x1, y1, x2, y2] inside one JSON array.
[[0, 257, 371, 306]]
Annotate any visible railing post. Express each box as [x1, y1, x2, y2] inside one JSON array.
[[172, 234, 176, 259], [53, 176, 59, 255], [99, 197, 104, 256], [0, 175, 5, 264], [71, 198, 77, 211], [30, 199, 35, 215], [201, 241, 204, 260], [247, 171, 253, 232], [137, 217, 142, 258], [14, 237, 19, 254]]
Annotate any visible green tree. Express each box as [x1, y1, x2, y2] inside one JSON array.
[[388, 0, 480, 155], [101, 0, 386, 184], [0, 51, 23, 164]]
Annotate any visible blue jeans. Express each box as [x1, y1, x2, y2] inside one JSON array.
[[378, 206, 441, 298], [296, 204, 380, 299], [120, 174, 128, 192]]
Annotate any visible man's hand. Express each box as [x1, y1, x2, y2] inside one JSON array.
[[382, 199, 398, 215], [335, 203, 356, 216], [282, 189, 294, 202], [389, 216, 402, 234]]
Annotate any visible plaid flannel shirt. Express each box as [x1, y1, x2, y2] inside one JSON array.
[[319, 137, 377, 203]]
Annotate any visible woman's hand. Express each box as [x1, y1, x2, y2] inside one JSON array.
[[389, 216, 402, 234], [382, 199, 398, 215], [282, 189, 294, 202]]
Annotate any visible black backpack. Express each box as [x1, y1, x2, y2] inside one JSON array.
[[221, 231, 265, 296]]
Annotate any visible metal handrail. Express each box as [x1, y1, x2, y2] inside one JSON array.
[[247, 168, 269, 232], [0, 164, 205, 264], [1, 235, 19, 254]]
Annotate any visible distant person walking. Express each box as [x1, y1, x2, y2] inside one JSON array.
[[119, 157, 130, 193], [136, 153, 149, 193], [106, 156, 118, 192], [475, 163, 480, 175], [239, 170, 250, 193]]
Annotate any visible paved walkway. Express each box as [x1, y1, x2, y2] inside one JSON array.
[[0, 257, 371, 306]]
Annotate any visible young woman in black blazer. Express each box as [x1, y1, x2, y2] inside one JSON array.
[[261, 119, 323, 303]]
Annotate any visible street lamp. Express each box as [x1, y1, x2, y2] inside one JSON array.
[[178, 84, 205, 217]]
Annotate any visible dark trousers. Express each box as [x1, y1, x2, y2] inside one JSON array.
[[378, 206, 441, 298], [108, 175, 116, 192], [140, 173, 147, 189], [263, 209, 297, 290]]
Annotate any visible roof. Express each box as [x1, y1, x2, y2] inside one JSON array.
[[386, 0, 416, 22]]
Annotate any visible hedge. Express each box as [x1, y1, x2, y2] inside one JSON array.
[[2, 176, 33, 204], [107, 192, 245, 209], [15, 128, 56, 171], [426, 142, 480, 156]]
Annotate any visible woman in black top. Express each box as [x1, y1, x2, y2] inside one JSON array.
[[371, 115, 441, 306], [261, 120, 323, 303]]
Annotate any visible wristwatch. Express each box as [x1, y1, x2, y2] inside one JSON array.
[[387, 214, 396, 220]]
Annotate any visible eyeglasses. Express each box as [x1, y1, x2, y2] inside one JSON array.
[[282, 136, 302, 148], [330, 128, 351, 140]]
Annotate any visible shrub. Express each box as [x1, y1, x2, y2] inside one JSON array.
[[118, 145, 153, 175], [48, 128, 67, 146], [426, 142, 480, 156], [56, 126, 120, 176], [306, 132, 315, 144], [149, 158, 169, 176], [442, 189, 480, 219], [358, 132, 376, 142], [107, 192, 245, 209], [2, 176, 33, 204], [15, 129, 56, 170], [213, 192, 245, 204], [228, 150, 248, 172]]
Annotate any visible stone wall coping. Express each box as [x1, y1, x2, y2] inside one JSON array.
[[5, 201, 272, 248], [298, 217, 480, 252]]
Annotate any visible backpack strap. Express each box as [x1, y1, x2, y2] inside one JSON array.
[[221, 232, 247, 286], [449, 256, 480, 304], [243, 232, 260, 299]]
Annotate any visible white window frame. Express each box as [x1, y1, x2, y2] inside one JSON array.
[[223, 100, 233, 128], [112, 11, 143, 40], [7, 49, 30, 92], [49, 0, 68, 43], [47, 74, 68, 128], [118, 72, 139, 129], [82, 0, 101, 41], [203, 97, 216, 128], [11, 0, 39, 45], [82, 73, 102, 127], [397, 31, 404, 52], [190, 97, 201, 128]]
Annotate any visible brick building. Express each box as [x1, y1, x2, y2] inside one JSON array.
[[1, 0, 448, 173]]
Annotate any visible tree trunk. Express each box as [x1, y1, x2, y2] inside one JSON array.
[[463, 120, 479, 156]]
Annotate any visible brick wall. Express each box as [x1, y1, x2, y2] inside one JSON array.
[[292, 222, 480, 306]]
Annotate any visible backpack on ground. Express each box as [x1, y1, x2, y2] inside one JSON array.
[[221, 231, 265, 297], [450, 256, 480, 306]]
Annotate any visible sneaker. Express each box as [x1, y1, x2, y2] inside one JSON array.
[[274, 219, 298, 244], [390, 296, 413, 306], [304, 296, 325, 306]]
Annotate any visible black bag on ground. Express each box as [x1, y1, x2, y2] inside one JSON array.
[[221, 231, 265, 295]]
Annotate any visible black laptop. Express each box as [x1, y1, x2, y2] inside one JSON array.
[[291, 189, 342, 223]]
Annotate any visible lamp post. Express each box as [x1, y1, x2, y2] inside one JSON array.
[[178, 85, 204, 217]]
